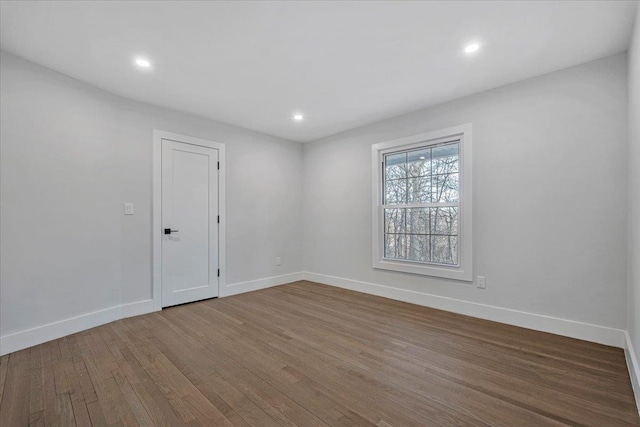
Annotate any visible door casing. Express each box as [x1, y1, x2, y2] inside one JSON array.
[[152, 130, 226, 311]]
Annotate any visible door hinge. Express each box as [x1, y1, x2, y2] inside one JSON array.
[[217, 269, 220, 277], [217, 215, 220, 223], [217, 161, 220, 170]]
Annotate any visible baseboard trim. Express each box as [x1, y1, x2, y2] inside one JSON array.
[[221, 271, 305, 297], [0, 299, 154, 356], [303, 272, 626, 348], [0, 272, 305, 356], [0, 270, 627, 361], [625, 332, 640, 415]]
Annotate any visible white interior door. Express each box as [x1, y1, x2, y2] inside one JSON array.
[[162, 139, 219, 307]]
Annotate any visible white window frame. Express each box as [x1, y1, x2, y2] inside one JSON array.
[[371, 124, 472, 281]]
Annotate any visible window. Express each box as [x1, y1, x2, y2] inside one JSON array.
[[371, 124, 472, 281]]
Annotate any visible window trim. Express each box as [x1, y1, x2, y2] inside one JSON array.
[[371, 124, 473, 281]]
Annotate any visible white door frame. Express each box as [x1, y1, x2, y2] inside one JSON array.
[[152, 130, 226, 311]]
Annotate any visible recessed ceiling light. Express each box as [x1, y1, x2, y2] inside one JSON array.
[[464, 43, 481, 54], [293, 113, 304, 121], [135, 58, 151, 68]]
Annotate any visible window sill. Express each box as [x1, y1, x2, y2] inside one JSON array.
[[373, 258, 472, 281]]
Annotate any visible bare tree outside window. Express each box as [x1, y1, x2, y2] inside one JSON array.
[[383, 142, 459, 265]]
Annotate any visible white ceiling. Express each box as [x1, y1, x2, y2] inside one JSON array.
[[1, 1, 637, 142]]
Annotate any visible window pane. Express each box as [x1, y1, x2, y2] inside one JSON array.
[[384, 233, 406, 260], [407, 234, 430, 262], [432, 173, 459, 202], [384, 208, 405, 234], [407, 176, 431, 203], [406, 208, 429, 235], [381, 139, 463, 268], [432, 143, 459, 174], [385, 152, 407, 180], [431, 207, 458, 235], [407, 148, 431, 177], [431, 236, 458, 265], [385, 179, 407, 204]]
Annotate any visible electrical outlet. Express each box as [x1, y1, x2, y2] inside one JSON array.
[[124, 202, 134, 215], [275, 256, 281, 266], [477, 276, 486, 289]]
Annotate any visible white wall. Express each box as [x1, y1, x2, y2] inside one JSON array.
[[0, 48, 633, 357], [304, 54, 629, 336], [626, 5, 640, 412], [0, 52, 303, 353]]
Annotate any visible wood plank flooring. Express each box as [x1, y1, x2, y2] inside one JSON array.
[[1, 281, 638, 426]]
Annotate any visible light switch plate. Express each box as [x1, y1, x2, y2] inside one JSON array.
[[124, 202, 134, 215]]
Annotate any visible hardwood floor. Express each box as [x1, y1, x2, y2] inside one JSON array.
[[0, 281, 638, 426]]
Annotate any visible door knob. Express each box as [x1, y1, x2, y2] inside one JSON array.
[[164, 228, 179, 235]]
